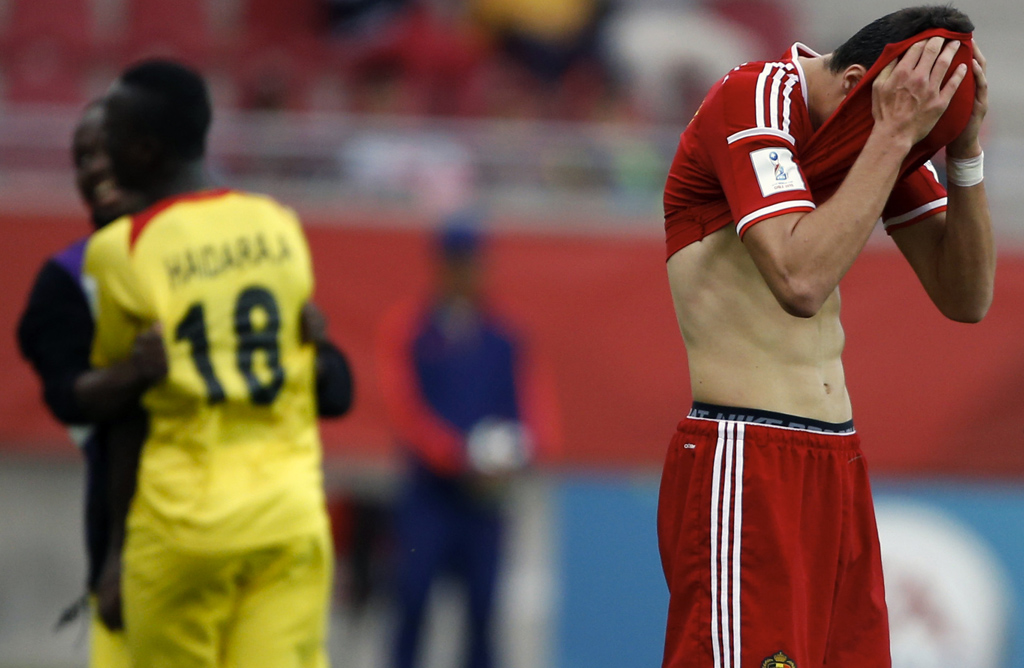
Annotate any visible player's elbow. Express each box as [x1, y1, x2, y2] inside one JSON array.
[[772, 280, 828, 319], [939, 294, 992, 324], [778, 298, 821, 319]]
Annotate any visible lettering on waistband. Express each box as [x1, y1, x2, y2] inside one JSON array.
[[689, 402, 855, 434]]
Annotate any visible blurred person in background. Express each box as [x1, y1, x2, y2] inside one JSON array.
[[83, 59, 353, 667], [658, 6, 993, 668], [469, 0, 612, 119], [377, 220, 559, 668], [16, 100, 151, 668]]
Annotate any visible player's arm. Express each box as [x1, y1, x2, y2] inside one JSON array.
[[74, 325, 167, 422], [301, 302, 355, 417], [743, 37, 968, 317], [94, 408, 147, 631], [17, 260, 95, 425], [890, 41, 995, 323]]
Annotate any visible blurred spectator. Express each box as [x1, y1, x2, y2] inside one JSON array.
[[340, 130, 475, 212], [325, 0, 413, 38], [705, 0, 796, 59], [377, 219, 559, 668], [605, 3, 763, 123], [468, 0, 614, 119], [470, 0, 608, 80], [325, 0, 491, 116]]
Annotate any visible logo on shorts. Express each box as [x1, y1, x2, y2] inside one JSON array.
[[761, 651, 797, 668]]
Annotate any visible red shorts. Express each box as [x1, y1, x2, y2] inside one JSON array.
[[658, 414, 890, 668]]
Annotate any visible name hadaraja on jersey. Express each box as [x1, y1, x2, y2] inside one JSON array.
[[162, 232, 294, 289]]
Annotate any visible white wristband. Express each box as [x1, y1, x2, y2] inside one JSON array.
[[946, 151, 984, 187]]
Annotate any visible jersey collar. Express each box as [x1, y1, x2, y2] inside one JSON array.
[[129, 188, 233, 250], [786, 42, 820, 110]]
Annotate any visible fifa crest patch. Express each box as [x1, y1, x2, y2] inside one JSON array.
[[749, 147, 805, 197], [761, 651, 797, 668]]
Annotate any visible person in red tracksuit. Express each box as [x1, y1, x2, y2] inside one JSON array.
[[377, 223, 559, 668], [659, 6, 994, 668]]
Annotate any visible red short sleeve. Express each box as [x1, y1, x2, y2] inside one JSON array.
[[882, 162, 948, 233], [704, 65, 817, 238]]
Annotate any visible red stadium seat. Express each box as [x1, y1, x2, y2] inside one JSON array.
[[235, 0, 332, 111], [0, 0, 94, 105], [3, 0, 95, 48], [119, 0, 214, 66], [242, 0, 322, 47], [233, 41, 323, 111], [3, 37, 88, 104]]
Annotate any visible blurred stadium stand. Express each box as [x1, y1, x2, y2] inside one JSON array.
[[1, 1, 1023, 667]]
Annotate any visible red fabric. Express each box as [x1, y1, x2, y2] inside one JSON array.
[[663, 53, 817, 254], [881, 162, 948, 232], [803, 28, 975, 196], [513, 337, 563, 464], [658, 418, 889, 668], [664, 30, 974, 259]]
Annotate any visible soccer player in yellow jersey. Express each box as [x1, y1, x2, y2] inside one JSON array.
[[83, 60, 345, 667]]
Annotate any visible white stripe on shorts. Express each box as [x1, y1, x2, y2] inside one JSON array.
[[710, 421, 745, 668]]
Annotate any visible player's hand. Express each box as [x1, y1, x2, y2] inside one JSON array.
[[131, 323, 167, 386], [301, 302, 329, 346], [946, 39, 987, 159], [872, 36, 968, 146], [96, 551, 123, 631]]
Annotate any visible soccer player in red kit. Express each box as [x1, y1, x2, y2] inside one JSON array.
[[659, 6, 994, 668]]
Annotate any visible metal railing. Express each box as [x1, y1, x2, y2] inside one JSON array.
[[0, 105, 681, 229]]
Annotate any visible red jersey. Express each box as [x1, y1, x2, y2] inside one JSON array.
[[664, 30, 975, 259]]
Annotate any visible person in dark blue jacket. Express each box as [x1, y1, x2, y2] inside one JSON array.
[[378, 223, 559, 668]]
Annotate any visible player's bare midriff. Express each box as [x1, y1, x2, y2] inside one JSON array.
[[667, 224, 853, 423]]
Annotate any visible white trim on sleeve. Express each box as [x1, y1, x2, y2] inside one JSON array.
[[883, 197, 947, 229], [735, 199, 816, 235], [727, 127, 796, 146]]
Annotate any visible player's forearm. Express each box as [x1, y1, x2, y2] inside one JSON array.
[[106, 411, 146, 550], [315, 341, 354, 417], [755, 129, 912, 317], [95, 410, 147, 632], [74, 361, 151, 422], [929, 180, 995, 321]]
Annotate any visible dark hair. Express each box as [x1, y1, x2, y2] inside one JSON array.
[[828, 5, 974, 73], [118, 59, 212, 160]]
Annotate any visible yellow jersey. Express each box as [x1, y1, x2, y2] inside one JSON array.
[[85, 189, 326, 551]]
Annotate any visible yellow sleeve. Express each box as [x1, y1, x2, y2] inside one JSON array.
[[84, 219, 151, 368], [281, 203, 315, 298]]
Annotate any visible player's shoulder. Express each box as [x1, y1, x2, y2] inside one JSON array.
[[140, 188, 281, 224], [711, 58, 800, 106], [220, 191, 304, 234], [224, 189, 297, 215], [698, 56, 804, 143], [85, 216, 131, 264]]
